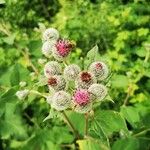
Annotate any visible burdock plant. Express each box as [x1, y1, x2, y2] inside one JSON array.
[[16, 28, 110, 141]]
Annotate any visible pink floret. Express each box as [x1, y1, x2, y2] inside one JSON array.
[[56, 39, 74, 57], [73, 89, 90, 106]]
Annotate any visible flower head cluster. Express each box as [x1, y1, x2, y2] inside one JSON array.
[[41, 28, 110, 113], [43, 59, 109, 113], [16, 28, 110, 114]]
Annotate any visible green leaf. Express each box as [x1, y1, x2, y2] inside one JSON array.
[[111, 75, 128, 89], [120, 106, 140, 128], [92, 110, 129, 136], [66, 111, 85, 135], [43, 109, 59, 122], [21, 129, 54, 150], [3, 34, 16, 45], [51, 126, 74, 144], [134, 47, 146, 57], [0, 103, 27, 139], [21, 127, 73, 150], [87, 45, 99, 60], [137, 28, 149, 37], [28, 40, 42, 57], [89, 119, 110, 148], [105, 94, 115, 103], [84, 45, 99, 69], [10, 64, 20, 86], [77, 139, 109, 150], [0, 88, 17, 117], [112, 138, 139, 150]]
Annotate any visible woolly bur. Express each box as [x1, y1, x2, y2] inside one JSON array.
[[42, 28, 59, 42], [52, 39, 75, 61], [42, 41, 56, 57], [50, 91, 71, 111], [75, 71, 96, 89], [89, 61, 109, 80], [64, 64, 81, 81], [16, 89, 29, 100], [72, 89, 93, 113], [44, 61, 62, 78], [88, 83, 107, 101], [47, 75, 66, 91]]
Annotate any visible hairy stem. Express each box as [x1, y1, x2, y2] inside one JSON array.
[[123, 85, 131, 106], [84, 113, 89, 137], [29, 90, 47, 98], [62, 111, 80, 139], [133, 129, 150, 137]]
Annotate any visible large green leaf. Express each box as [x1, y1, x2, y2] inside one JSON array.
[[120, 106, 140, 128], [77, 139, 109, 150], [21, 127, 73, 150], [91, 110, 129, 136], [0, 103, 27, 139], [66, 111, 85, 135], [0, 88, 17, 116], [112, 138, 139, 150]]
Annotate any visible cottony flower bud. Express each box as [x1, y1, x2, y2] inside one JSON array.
[[88, 84, 107, 101], [48, 75, 66, 91], [42, 41, 56, 57], [72, 89, 92, 113], [75, 71, 96, 89], [44, 61, 62, 78], [51, 91, 71, 111], [64, 64, 81, 81], [89, 61, 109, 80], [52, 39, 75, 61], [46, 95, 53, 104], [16, 89, 29, 100], [42, 28, 59, 42]]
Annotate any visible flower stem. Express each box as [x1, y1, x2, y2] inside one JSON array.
[[84, 113, 89, 137], [29, 90, 47, 98], [62, 111, 80, 139], [133, 129, 150, 137]]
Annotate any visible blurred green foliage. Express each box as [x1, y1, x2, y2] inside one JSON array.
[[0, 0, 150, 149]]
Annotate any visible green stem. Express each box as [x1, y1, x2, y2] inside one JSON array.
[[133, 129, 150, 137], [144, 49, 150, 63], [62, 111, 80, 139], [29, 90, 47, 98], [84, 113, 89, 137]]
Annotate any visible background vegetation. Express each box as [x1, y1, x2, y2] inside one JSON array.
[[0, 0, 150, 149]]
